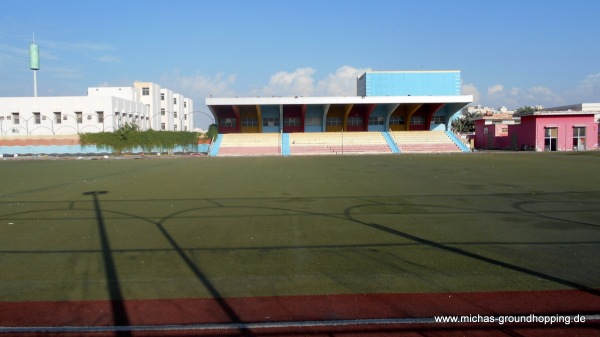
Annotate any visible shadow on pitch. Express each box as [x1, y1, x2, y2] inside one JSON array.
[[342, 203, 600, 297], [83, 191, 131, 337], [2, 189, 600, 332], [82, 191, 254, 337]]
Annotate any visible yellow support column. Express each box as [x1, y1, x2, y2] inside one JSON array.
[[404, 104, 422, 131]]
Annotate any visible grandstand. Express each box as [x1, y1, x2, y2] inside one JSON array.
[[209, 131, 468, 156], [289, 132, 392, 155], [390, 131, 463, 153], [216, 132, 281, 156]]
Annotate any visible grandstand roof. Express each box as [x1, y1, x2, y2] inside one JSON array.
[[206, 95, 473, 106]]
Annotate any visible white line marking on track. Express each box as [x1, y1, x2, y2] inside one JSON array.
[[1, 315, 598, 333]]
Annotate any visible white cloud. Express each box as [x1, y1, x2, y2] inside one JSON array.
[[487, 84, 504, 96], [461, 82, 480, 103], [159, 70, 239, 128], [160, 69, 238, 98], [253, 67, 316, 96], [484, 83, 564, 109], [315, 66, 372, 96], [250, 65, 371, 97], [568, 72, 600, 102]]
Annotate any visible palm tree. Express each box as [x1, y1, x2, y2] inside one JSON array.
[[451, 111, 480, 133]]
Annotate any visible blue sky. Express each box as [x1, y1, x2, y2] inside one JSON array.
[[1, 0, 599, 129]]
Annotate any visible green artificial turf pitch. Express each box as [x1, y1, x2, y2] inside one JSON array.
[[1, 152, 599, 302]]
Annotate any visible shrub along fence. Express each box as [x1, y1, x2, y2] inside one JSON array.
[[79, 127, 201, 155]]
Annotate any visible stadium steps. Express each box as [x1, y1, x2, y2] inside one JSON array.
[[217, 133, 281, 157], [383, 132, 400, 153], [445, 131, 471, 152], [390, 131, 462, 153], [289, 132, 392, 155]]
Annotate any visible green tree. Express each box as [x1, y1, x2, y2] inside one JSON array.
[[451, 111, 480, 133], [514, 106, 538, 115], [116, 122, 141, 141], [206, 124, 218, 140]]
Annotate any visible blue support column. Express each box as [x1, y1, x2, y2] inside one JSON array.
[[209, 134, 223, 157], [281, 133, 290, 156]]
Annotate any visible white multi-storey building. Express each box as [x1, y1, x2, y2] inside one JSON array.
[[0, 82, 193, 136], [463, 105, 515, 116]]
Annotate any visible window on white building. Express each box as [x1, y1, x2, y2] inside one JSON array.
[[55, 112, 61, 124], [12, 113, 19, 125], [161, 108, 165, 116], [34, 113, 41, 124], [76, 112, 82, 124], [161, 93, 164, 100], [142, 87, 149, 95], [97, 111, 104, 123]]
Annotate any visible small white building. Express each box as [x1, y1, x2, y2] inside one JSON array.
[[0, 82, 194, 136], [463, 105, 516, 116]]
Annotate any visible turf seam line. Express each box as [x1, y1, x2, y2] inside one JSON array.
[[1, 315, 598, 333]]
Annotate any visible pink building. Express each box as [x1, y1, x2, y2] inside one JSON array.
[[474, 105, 599, 151], [474, 113, 519, 150]]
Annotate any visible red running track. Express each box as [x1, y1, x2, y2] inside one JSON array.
[[1, 289, 599, 336]]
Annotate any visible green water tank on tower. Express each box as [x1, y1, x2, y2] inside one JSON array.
[[30, 43, 39, 70]]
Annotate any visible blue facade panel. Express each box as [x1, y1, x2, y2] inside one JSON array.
[[368, 105, 387, 132], [368, 125, 386, 132], [261, 105, 281, 133], [305, 106, 323, 132], [305, 126, 323, 132], [358, 71, 461, 96]]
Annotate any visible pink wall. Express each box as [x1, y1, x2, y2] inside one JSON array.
[[510, 117, 537, 150], [475, 121, 511, 149], [526, 115, 598, 151], [476, 114, 598, 151], [474, 120, 486, 148]]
